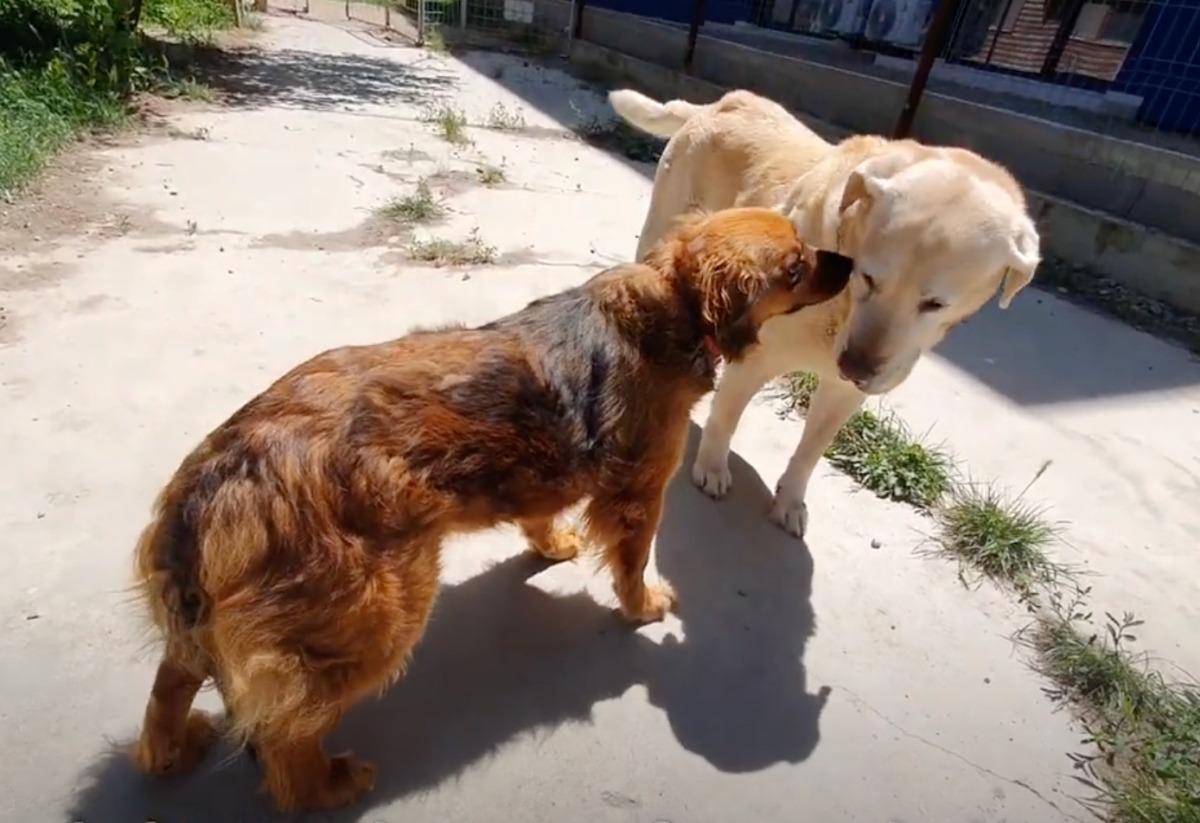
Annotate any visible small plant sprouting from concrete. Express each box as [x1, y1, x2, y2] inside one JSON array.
[[828, 408, 953, 509], [409, 228, 496, 266], [777, 370, 819, 413], [1031, 586, 1200, 823], [776, 371, 952, 509], [424, 28, 448, 54], [379, 179, 445, 224], [476, 164, 506, 186], [428, 105, 470, 146], [486, 102, 526, 131], [933, 470, 1065, 592]]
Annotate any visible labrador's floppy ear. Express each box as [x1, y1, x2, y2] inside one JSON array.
[[839, 149, 916, 213], [998, 213, 1040, 309]]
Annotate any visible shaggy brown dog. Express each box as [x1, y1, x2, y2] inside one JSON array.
[[130, 208, 852, 811]]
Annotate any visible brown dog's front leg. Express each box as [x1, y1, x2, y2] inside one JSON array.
[[586, 489, 676, 622]]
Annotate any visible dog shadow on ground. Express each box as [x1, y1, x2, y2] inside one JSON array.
[[68, 425, 828, 821]]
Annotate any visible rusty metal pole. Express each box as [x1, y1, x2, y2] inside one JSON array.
[[683, 0, 707, 73], [573, 0, 587, 39], [893, 0, 964, 139]]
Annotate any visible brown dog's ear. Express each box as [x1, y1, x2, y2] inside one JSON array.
[[791, 250, 854, 309]]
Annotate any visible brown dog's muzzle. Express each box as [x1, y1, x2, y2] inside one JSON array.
[[786, 250, 854, 312]]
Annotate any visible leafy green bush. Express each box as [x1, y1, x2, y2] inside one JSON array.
[[141, 0, 233, 44], [0, 56, 126, 189], [0, 0, 233, 193]]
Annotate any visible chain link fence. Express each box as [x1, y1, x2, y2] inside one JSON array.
[[316, 0, 576, 51]]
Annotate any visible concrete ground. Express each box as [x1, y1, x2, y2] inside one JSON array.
[[0, 10, 1194, 823]]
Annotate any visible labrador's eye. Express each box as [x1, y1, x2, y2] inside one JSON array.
[[918, 298, 946, 313]]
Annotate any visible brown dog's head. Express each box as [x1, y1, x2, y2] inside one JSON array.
[[647, 208, 853, 360]]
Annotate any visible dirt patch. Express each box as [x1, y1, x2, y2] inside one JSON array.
[[0, 260, 78, 293], [382, 147, 434, 164], [72, 294, 118, 314], [252, 212, 415, 252], [0, 128, 183, 279]]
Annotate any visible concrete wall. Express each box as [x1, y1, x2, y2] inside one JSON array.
[[568, 37, 1200, 314], [573, 6, 1200, 249]]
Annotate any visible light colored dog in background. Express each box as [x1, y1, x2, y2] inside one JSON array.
[[609, 88, 1041, 538]]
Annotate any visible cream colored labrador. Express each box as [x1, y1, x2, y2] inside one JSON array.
[[610, 88, 1040, 537]]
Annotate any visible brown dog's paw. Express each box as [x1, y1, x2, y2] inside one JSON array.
[[133, 711, 219, 776], [620, 581, 677, 623], [321, 755, 377, 809], [528, 527, 583, 562]]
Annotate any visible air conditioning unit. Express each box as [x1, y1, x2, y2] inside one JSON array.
[[863, 0, 932, 47], [815, 0, 872, 36]]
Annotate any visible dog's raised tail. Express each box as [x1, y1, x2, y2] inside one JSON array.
[[608, 89, 702, 138]]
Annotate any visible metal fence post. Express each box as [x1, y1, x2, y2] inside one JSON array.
[[683, 0, 707, 73], [572, 0, 587, 39], [1040, 0, 1085, 77], [459, 0, 467, 28], [417, 0, 426, 44], [566, 0, 577, 51], [892, 0, 963, 139]]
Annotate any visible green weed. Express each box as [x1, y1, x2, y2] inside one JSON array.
[[409, 227, 496, 266], [379, 178, 445, 223]]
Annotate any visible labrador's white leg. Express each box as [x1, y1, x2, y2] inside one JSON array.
[[769, 376, 865, 538], [693, 348, 788, 498]]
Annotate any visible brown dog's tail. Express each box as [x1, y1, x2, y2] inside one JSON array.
[[608, 90, 706, 138], [134, 492, 208, 649]]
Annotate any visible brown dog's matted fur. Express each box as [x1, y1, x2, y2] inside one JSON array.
[[130, 208, 852, 811]]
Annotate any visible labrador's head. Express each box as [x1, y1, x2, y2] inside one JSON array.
[[788, 144, 1039, 395]]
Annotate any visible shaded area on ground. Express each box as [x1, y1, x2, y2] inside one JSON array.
[[196, 45, 457, 110], [67, 428, 827, 821]]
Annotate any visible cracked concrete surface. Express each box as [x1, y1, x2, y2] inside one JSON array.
[[0, 8, 1193, 822]]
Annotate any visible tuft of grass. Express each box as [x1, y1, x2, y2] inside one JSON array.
[[475, 163, 505, 186], [827, 408, 952, 509], [409, 227, 496, 266], [1034, 589, 1200, 823], [423, 28, 448, 54], [379, 178, 444, 223], [427, 104, 469, 146], [776, 370, 951, 508], [934, 478, 1064, 591], [142, 0, 235, 44], [777, 370, 819, 413], [0, 0, 236, 194], [485, 102, 525, 131], [1, 59, 126, 195], [159, 76, 214, 102]]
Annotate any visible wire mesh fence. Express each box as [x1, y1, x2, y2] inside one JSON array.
[[744, 0, 1200, 149]]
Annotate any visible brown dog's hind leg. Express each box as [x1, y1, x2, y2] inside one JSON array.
[[519, 516, 583, 561], [133, 654, 218, 775], [257, 723, 377, 813], [586, 491, 676, 622]]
